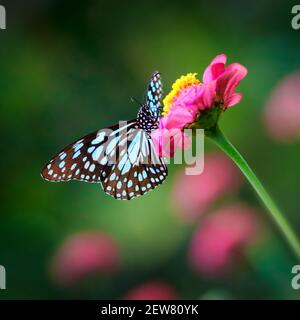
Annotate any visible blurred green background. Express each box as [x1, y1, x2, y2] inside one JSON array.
[[0, 0, 300, 299]]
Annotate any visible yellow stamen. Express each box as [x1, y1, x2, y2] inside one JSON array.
[[162, 73, 200, 116]]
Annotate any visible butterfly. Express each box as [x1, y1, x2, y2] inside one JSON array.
[[41, 71, 168, 200]]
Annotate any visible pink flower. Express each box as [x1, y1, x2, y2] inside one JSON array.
[[202, 54, 247, 108], [188, 204, 261, 276], [123, 281, 178, 300], [153, 54, 247, 157], [172, 152, 242, 222], [50, 232, 120, 286], [263, 72, 300, 142]]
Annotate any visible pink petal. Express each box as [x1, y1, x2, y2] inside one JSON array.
[[224, 65, 247, 95], [197, 81, 216, 109], [226, 92, 243, 107], [212, 54, 227, 64], [203, 54, 227, 83], [217, 64, 247, 94], [174, 132, 192, 150], [226, 63, 248, 80], [172, 84, 204, 115], [215, 69, 236, 97], [166, 108, 196, 128], [152, 128, 191, 158], [216, 63, 247, 107]]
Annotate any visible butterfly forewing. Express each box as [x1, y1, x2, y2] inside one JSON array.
[[41, 132, 106, 183], [146, 71, 163, 118], [41, 121, 135, 183]]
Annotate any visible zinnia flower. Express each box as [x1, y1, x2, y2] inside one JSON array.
[[188, 204, 261, 276], [152, 54, 247, 157], [263, 72, 300, 142], [123, 281, 178, 300], [50, 231, 120, 286]]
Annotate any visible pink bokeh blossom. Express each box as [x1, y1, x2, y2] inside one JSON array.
[[50, 231, 120, 286], [123, 281, 178, 300], [189, 204, 261, 276], [173, 152, 242, 222], [264, 72, 300, 142]]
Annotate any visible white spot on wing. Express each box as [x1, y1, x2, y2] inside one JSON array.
[[92, 131, 106, 145]]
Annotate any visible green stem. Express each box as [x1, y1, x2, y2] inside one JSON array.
[[207, 125, 300, 260]]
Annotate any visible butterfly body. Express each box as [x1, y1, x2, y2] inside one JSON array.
[[136, 104, 159, 136], [41, 71, 168, 200]]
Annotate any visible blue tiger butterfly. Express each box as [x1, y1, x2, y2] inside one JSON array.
[[41, 71, 168, 200]]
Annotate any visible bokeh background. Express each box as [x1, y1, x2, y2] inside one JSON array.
[[1, 0, 300, 299]]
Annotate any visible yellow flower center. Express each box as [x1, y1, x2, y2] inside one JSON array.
[[162, 73, 200, 116]]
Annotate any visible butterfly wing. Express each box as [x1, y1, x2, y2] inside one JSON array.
[[146, 71, 163, 118], [41, 121, 136, 183], [42, 122, 167, 200], [101, 126, 168, 200]]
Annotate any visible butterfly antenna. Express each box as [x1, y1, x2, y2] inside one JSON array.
[[130, 96, 142, 106]]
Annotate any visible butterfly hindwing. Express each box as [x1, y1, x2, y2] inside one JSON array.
[[101, 127, 168, 200]]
